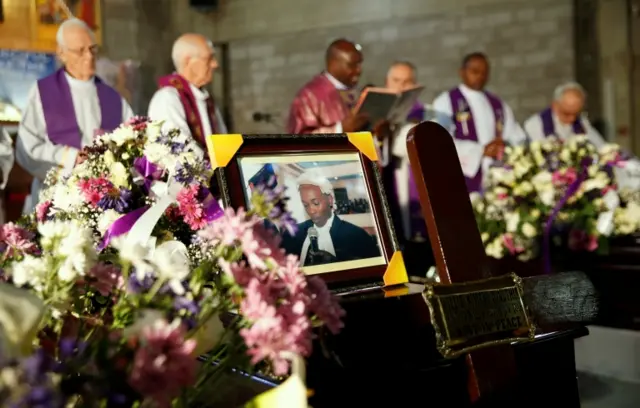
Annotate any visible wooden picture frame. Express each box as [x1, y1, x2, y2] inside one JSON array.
[[212, 133, 400, 288]]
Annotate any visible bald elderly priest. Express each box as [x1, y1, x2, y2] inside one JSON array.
[[17, 18, 134, 214], [148, 33, 227, 150], [287, 38, 368, 134], [523, 82, 606, 148]]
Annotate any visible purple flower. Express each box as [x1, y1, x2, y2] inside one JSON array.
[[174, 162, 195, 184], [173, 297, 200, 330], [97, 188, 133, 213], [254, 176, 298, 236], [127, 272, 171, 295]]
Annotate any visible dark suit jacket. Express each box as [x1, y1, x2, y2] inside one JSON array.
[[281, 215, 381, 263]]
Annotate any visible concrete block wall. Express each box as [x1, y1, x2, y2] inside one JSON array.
[[102, 0, 575, 133]]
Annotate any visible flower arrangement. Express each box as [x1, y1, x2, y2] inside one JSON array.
[[471, 135, 640, 262], [0, 118, 344, 407]]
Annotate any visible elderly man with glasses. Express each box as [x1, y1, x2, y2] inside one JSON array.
[[16, 18, 134, 215]]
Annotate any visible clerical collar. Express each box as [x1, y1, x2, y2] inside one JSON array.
[[460, 84, 483, 94], [188, 82, 210, 101], [315, 213, 335, 231], [324, 72, 349, 90], [64, 71, 95, 87]]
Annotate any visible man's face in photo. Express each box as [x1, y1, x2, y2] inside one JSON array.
[[299, 184, 333, 227]]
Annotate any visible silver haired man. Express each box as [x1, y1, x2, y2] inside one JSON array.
[[280, 172, 380, 267], [523, 82, 605, 148], [16, 18, 134, 214], [147, 33, 227, 149]]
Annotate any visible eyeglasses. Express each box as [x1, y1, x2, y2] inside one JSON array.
[[65, 44, 100, 57]]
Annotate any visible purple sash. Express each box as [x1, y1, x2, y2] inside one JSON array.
[[406, 102, 425, 123], [540, 107, 585, 138], [448, 87, 504, 193], [38, 68, 122, 149]]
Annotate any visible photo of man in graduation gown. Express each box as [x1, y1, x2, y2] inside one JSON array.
[[16, 18, 134, 215], [286, 38, 369, 134], [148, 33, 227, 150], [281, 173, 380, 267], [523, 81, 606, 148], [431, 52, 526, 193]]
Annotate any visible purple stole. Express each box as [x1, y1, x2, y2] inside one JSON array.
[[157, 74, 219, 147], [447, 87, 504, 192], [38, 68, 122, 149], [406, 102, 425, 123], [540, 107, 585, 137]]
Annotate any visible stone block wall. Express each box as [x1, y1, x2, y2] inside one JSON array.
[[102, 0, 575, 133]]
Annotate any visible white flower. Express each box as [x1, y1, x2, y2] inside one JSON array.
[[144, 143, 174, 168], [146, 121, 163, 142], [582, 171, 609, 191], [485, 238, 504, 259], [522, 223, 537, 238], [149, 241, 191, 295], [505, 212, 520, 232], [109, 162, 130, 188], [38, 220, 96, 281], [52, 182, 83, 212], [488, 167, 516, 187], [111, 237, 153, 278], [9, 255, 49, 290], [98, 209, 123, 235], [109, 126, 136, 146]]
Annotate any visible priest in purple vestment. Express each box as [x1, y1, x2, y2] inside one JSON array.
[[16, 18, 134, 215], [431, 52, 526, 193], [523, 82, 606, 148], [286, 39, 369, 134], [375, 61, 428, 243], [148, 33, 228, 151]]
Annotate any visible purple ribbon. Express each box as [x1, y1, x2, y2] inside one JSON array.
[[97, 206, 150, 251], [542, 160, 591, 274], [200, 187, 224, 222], [133, 156, 163, 193]]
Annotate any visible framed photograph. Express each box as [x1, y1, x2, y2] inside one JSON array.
[[215, 134, 399, 287]]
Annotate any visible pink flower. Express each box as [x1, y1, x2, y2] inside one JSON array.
[[176, 184, 209, 230], [552, 168, 577, 186], [36, 200, 52, 222], [87, 263, 123, 296], [77, 177, 114, 206], [218, 259, 256, 287], [199, 207, 256, 247], [306, 276, 345, 335], [568, 229, 598, 252], [240, 278, 312, 375], [128, 320, 197, 407], [0, 223, 38, 258], [502, 233, 524, 255], [240, 221, 286, 271], [124, 116, 150, 131]]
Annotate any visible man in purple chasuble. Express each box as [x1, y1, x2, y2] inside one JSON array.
[[16, 18, 134, 215], [523, 82, 606, 148], [286, 39, 369, 134], [148, 33, 228, 152], [431, 52, 526, 193]]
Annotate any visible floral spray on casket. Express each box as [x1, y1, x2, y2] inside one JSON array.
[[0, 117, 344, 407], [471, 135, 640, 269]]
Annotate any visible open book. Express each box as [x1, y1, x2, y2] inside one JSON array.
[[353, 86, 425, 125]]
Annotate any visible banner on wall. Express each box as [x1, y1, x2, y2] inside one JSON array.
[[0, 49, 58, 123]]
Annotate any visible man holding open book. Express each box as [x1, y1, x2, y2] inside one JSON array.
[[431, 52, 526, 193], [286, 39, 369, 134]]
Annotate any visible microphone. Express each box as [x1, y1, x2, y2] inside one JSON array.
[[308, 227, 319, 253], [252, 112, 273, 123]]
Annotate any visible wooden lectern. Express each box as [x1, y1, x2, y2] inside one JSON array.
[[220, 123, 592, 407]]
